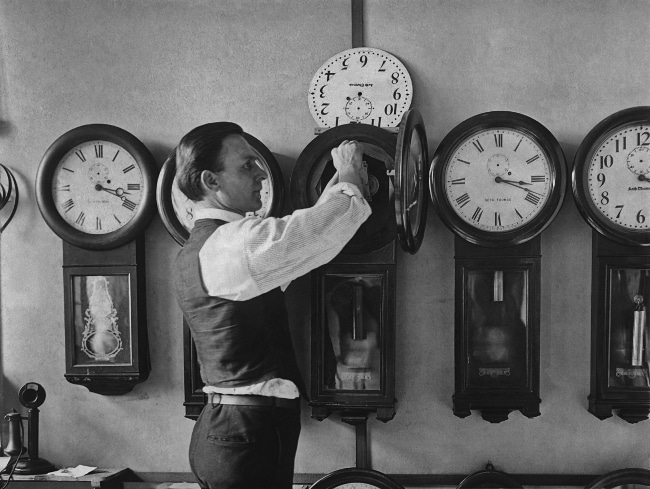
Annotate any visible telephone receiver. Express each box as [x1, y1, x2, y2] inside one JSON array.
[[3, 382, 55, 475]]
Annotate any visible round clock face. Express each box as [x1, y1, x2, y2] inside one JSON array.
[[52, 140, 145, 234], [572, 108, 650, 246], [431, 112, 567, 247], [36, 124, 158, 250], [156, 133, 284, 246], [308, 47, 413, 128]]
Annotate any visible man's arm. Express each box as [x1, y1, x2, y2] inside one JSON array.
[[199, 140, 372, 300]]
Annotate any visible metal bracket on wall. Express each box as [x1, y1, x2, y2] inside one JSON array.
[[0, 164, 19, 232]]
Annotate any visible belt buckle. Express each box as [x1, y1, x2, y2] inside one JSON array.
[[209, 393, 222, 406]]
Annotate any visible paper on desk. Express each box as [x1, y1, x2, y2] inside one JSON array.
[[48, 465, 97, 478]]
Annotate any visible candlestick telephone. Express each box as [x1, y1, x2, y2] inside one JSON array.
[[2, 382, 55, 475]]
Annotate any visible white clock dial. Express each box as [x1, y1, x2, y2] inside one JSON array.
[[586, 123, 650, 231], [52, 140, 144, 234], [444, 128, 552, 232], [308, 47, 413, 128]]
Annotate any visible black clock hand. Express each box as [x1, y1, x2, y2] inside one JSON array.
[[639, 174, 649, 182], [95, 184, 132, 198], [495, 177, 531, 186], [495, 177, 543, 196]]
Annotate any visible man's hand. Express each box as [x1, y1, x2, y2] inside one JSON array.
[[331, 140, 365, 191]]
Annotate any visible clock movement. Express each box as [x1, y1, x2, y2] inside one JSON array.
[[308, 47, 413, 129], [291, 108, 428, 426], [572, 106, 650, 423], [156, 132, 285, 418], [430, 111, 567, 422], [36, 124, 158, 395]]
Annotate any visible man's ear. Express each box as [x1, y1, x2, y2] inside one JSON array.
[[200, 170, 220, 192]]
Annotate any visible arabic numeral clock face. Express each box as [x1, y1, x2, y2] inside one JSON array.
[[431, 112, 567, 247], [36, 124, 158, 250], [573, 106, 650, 246], [309, 47, 413, 128]]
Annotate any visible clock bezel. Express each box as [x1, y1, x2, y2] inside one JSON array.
[[395, 108, 429, 254], [156, 133, 285, 246], [35, 124, 158, 251], [572, 105, 650, 247], [310, 467, 404, 489], [430, 111, 567, 248]]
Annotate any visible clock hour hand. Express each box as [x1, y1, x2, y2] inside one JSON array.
[[495, 177, 531, 186], [639, 174, 649, 182], [95, 184, 131, 198]]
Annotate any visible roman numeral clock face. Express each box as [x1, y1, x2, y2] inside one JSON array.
[[53, 140, 144, 234], [445, 129, 551, 232], [36, 124, 158, 250], [431, 112, 566, 247]]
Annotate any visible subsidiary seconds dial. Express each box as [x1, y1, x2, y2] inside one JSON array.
[[308, 47, 412, 128], [431, 111, 567, 247]]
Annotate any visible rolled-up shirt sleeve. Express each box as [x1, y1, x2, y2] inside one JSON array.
[[199, 182, 372, 301]]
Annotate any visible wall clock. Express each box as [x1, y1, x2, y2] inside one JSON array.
[[308, 47, 413, 129], [430, 111, 567, 422], [290, 109, 428, 434], [156, 132, 285, 418], [310, 468, 404, 489], [572, 106, 650, 423], [36, 124, 157, 395], [156, 133, 284, 246]]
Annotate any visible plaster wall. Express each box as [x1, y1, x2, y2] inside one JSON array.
[[0, 0, 648, 477]]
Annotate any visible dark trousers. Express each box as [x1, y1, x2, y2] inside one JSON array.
[[189, 402, 301, 489]]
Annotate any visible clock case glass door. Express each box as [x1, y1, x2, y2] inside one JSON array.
[[588, 232, 650, 423], [290, 109, 428, 422], [453, 237, 541, 423]]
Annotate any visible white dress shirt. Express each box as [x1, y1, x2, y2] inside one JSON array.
[[198, 181, 372, 398]]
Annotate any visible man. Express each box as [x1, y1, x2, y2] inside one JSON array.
[[172, 122, 371, 489]]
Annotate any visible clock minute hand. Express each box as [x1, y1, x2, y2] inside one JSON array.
[[494, 176, 542, 195], [96, 184, 131, 198]]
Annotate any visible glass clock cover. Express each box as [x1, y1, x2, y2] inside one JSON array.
[[308, 47, 413, 128], [606, 267, 649, 389], [290, 109, 428, 254], [156, 133, 284, 246], [36, 124, 158, 250], [430, 111, 567, 247], [572, 106, 650, 246]]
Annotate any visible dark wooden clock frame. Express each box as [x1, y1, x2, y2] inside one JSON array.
[[587, 232, 650, 423], [430, 111, 567, 423]]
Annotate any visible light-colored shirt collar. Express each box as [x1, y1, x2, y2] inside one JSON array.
[[195, 208, 244, 223]]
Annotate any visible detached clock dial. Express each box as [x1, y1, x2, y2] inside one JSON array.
[[36, 124, 158, 250], [309, 47, 413, 128], [310, 468, 404, 489], [573, 105, 650, 246], [431, 111, 566, 247]]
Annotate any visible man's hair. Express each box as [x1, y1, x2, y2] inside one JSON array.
[[174, 122, 244, 201]]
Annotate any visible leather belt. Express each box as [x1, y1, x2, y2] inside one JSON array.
[[207, 393, 299, 410]]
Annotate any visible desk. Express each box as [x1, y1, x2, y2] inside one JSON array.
[[4, 468, 129, 489]]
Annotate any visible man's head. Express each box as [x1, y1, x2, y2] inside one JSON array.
[[175, 122, 267, 215]]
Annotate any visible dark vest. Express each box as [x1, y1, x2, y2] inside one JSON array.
[[173, 218, 305, 396]]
